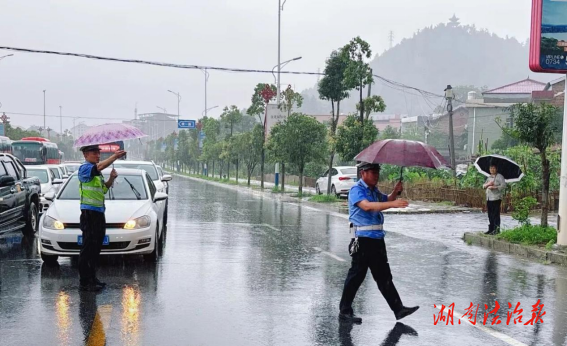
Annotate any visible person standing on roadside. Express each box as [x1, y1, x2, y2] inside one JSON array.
[[78, 145, 126, 291], [483, 164, 506, 235], [339, 162, 419, 324]]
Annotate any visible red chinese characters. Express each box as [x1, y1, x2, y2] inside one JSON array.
[[434, 301, 545, 326]]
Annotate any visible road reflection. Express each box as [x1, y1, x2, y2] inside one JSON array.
[[56, 291, 72, 346], [121, 286, 141, 346]]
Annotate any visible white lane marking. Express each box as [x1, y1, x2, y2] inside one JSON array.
[[97, 305, 113, 331], [433, 305, 527, 346], [232, 210, 245, 215], [313, 247, 346, 262], [262, 224, 280, 232], [287, 202, 349, 220]]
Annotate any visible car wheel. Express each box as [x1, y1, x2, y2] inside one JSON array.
[[163, 206, 168, 226], [23, 202, 38, 236], [316, 184, 321, 195], [41, 252, 59, 264], [331, 185, 338, 197], [143, 226, 160, 263]]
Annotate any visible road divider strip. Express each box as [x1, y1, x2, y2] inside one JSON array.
[[313, 247, 347, 262]]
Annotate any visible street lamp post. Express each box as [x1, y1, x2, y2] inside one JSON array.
[[200, 69, 210, 117], [202, 105, 218, 117], [272, 57, 302, 85], [59, 106, 62, 137], [0, 54, 13, 61], [43, 90, 46, 136], [167, 90, 181, 118]]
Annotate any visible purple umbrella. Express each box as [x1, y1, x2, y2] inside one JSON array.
[[355, 139, 450, 169], [73, 123, 147, 148]]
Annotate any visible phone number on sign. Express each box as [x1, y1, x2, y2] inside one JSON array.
[[434, 300, 545, 326]]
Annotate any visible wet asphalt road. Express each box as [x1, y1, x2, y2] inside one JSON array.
[[1, 176, 567, 346]]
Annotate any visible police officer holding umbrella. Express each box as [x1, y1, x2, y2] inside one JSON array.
[[78, 145, 126, 291], [339, 162, 419, 323]]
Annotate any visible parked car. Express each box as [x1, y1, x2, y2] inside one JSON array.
[[0, 153, 41, 236], [38, 168, 168, 264], [156, 165, 169, 193], [315, 166, 358, 197], [46, 164, 68, 180], [62, 162, 81, 175], [111, 161, 172, 223], [25, 165, 64, 213]]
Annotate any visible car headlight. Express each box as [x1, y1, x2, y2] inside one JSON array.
[[43, 216, 65, 230], [124, 216, 151, 230]]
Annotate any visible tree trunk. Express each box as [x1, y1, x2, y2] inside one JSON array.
[[327, 100, 336, 195], [541, 151, 550, 227], [247, 168, 251, 186], [260, 143, 265, 188], [236, 159, 239, 183], [212, 161, 215, 178], [299, 165, 304, 195], [281, 162, 285, 192]]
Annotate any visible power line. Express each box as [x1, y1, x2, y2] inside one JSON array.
[[0, 45, 448, 102]]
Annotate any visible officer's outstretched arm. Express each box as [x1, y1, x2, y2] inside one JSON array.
[[357, 199, 409, 212], [96, 150, 127, 172]]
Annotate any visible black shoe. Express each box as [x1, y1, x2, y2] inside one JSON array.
[[395, 306, 419, 321], [94, 278, 107, 288], [484, 230, 494, 235], [80, 283, 103, 292], [339, 313, 362, 324]]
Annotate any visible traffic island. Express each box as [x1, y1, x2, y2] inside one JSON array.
[[463, 232, 567, 266]]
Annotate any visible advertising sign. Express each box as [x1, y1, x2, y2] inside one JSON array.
[[264, 104, 285, 135], [530, 0, 567, 73]]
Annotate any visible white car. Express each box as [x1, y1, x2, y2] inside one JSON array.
[[46, 164, 68, 180], [38, 168, 168, 263], [62, 162, 81, 175], [25, 165, 64, 212], [315, 166, 358, 197], [112, 161, 172, 222]]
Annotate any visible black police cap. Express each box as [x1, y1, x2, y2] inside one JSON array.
[[80, 145, 100, 153], [357, 162, 381, 171]]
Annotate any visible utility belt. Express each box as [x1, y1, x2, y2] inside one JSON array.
[[348, 223, 384, 256]]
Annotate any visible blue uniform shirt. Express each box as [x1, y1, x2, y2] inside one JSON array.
[[78, 162, 106, 213], [348, 179, 388, 239]]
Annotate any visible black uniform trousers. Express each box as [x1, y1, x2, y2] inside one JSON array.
[[79, 209, 106, 285], [487, 199, 502, 233], [339, 237, 403, 315]]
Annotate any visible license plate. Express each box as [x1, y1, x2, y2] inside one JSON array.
[[78, 236, 109, 246]]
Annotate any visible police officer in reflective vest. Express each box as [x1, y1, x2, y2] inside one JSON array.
[[78, 145, 126, 291], [339, 162, 419, 323]]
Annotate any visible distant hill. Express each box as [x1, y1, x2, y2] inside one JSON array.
[[300, 17, 554, 116]]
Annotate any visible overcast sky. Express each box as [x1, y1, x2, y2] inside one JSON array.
[[0, 0, 533, 131]]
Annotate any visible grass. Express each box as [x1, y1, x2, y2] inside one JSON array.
[[496, 224, 557, 246], [466, 239, 473, 246], [436, 201, 455, 206], [308, 195, 341, 203], [291, 192, 313, 198]]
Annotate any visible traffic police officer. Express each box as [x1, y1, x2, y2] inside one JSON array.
[[78, 145, 126, 291], [339, 162, 419, 323]]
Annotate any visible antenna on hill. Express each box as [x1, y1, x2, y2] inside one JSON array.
[[389, 31, 394, 49]]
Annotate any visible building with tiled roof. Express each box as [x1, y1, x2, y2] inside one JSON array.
[[482, 78, 547, 103]]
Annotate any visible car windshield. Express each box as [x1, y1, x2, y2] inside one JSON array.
[[112, 163, 159, 180], [26, 169, 49, 183], [58, 174, 148, 200], [49, 167, 61, 179], [64, 164, 80, 173], [341, 168, 357, 175]]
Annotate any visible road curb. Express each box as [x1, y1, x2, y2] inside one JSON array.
[[463, 232, 567, 266]]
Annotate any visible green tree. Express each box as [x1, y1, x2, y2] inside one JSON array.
[[380, 125, 401, 140], [341, 37, 374, 132], [5, 123, 41, 140], [247, 83, 277, 122], [505, 103, 562, 227], [318, 49, 351, 195], [239, 125, 264, 185], [357, 95, 386, 120], [268, 113, 328, 193], [279, 86, 304, 117], [335, 114, 379, 162], [220, 105, 243, 137]]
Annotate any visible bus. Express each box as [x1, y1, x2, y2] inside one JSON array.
[[0, 136, 11, 154], [11, 137, 62, 165], [99, 141, 126, 161]]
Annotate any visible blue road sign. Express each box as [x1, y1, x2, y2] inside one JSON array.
[[0, 124, 4, 136], [178, 120, 196, 129]]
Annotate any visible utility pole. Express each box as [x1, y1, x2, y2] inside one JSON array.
[[557, 74, 567, 246], [445, 85, 456, 176], [59, 106, 62, 137], [43, 90, 46, 136]]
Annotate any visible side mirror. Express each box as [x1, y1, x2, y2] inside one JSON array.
[[153, 192, 168, 203], [0, 175, 16, 187], [44, 192, 55, 201], [161, 174, 172, 182], [62, 175, 69, 179], [53, 179, 64, 185]]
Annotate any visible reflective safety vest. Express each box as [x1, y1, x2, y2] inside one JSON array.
[[79, 175, 108, 208]]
